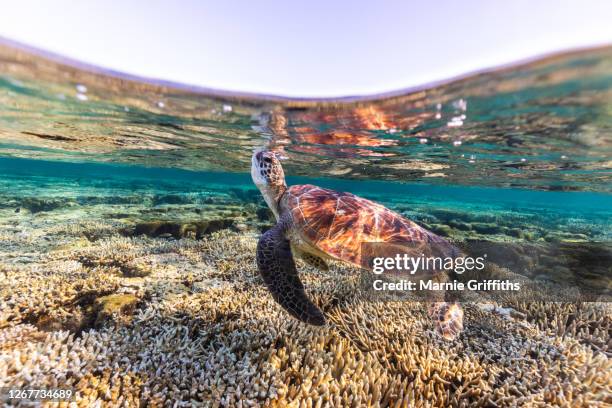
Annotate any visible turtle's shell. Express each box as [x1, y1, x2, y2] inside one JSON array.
[[281, 184, 451, 269]]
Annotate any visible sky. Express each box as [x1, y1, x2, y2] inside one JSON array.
[[0, 0, 610, 97]]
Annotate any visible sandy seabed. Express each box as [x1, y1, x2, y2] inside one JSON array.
[[0, 202, 610, 408]]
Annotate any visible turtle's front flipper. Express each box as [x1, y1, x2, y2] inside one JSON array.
[[257, 220, 325, 325]]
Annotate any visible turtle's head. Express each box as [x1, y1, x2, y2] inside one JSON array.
[[251, 149, 286, 217], [251, 149, 286, 188]]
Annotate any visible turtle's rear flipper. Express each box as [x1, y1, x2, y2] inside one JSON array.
[[429, 302, 463, 340], [257, 221, 325, 325], [293, 246, 329, 271]]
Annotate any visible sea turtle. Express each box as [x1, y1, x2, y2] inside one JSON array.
[[251, 149, 464, 340]]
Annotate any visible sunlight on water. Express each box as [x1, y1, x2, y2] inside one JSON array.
[[0, 44, 610, 192]]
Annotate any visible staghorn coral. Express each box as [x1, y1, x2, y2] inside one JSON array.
[[1, 225, 610, 407]]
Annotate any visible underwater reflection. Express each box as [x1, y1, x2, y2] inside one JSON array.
[[0, 42, 610, 191], [264, 107, 400, 158]]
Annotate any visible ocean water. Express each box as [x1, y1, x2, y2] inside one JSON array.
[[0, 42, 611, 406], [0, 45, 610, 243], [0, 156, 610, 240]]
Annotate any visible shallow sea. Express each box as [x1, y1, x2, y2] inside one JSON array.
[[0, 42, 610, 406], [1, 45, 610, 252]]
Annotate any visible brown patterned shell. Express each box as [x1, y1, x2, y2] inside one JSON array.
[[281, 184, 451, 268]]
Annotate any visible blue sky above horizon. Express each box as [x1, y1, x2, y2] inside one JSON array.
[[0, 0, 611, 97]]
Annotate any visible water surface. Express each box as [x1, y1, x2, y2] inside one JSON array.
[[1, 43, 610, 193]]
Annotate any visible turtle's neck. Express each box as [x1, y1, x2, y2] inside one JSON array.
[[259, 183, 287, 221]]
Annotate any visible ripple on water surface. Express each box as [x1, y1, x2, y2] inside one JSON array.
[[0, 43, 610, 192]]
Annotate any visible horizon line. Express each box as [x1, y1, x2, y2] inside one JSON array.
[[1, 35, 610, 104]]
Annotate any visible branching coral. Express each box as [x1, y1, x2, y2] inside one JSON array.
[[1, 225, 610, 407]]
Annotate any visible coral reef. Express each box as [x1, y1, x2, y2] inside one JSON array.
[[1, 214, 610, 406], [0, 173, 609, 406], [93, 294, 140, 328], [128, 219, 235, 240]]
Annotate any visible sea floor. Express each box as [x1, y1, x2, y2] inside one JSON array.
[[0, 190, 610, 407]]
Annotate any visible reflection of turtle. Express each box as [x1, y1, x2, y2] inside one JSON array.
[[251, 149, 463, 339]]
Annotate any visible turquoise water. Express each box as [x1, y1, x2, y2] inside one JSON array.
[[1, 156, 609, 242]]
